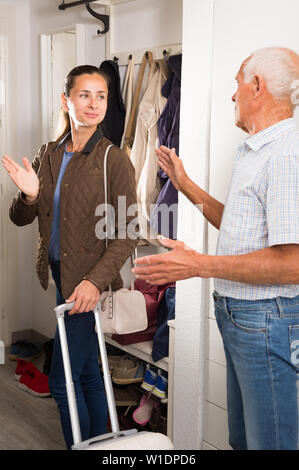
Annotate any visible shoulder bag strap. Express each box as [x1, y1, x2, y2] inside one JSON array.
[[103, 145, 135, 292]]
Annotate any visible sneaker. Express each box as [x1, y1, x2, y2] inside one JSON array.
[[14, 359, 37, 381], [9, 340, 43, 362], [19, 342, 43, 362], [152, 370, 168, 400], [132, 395, 160, 426], [141, 364, 158, 392], [18, 368, 51, 397], [9, 340, 30, 360]]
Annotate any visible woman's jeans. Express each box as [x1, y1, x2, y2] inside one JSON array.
[[213, 291, 299, 450], [49, 262, 108, 449]]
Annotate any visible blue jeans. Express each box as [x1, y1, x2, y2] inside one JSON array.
[[213, 291, 299, 450], [49, 262, 108, 449]]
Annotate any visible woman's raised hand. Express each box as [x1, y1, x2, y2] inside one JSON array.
[[2, 155, 39, 201]]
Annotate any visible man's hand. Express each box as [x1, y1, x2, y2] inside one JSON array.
[[156, 146, 224, 230], [156, 146, 188, 192], [132, 236, 203, 285], [65, 280, 100, 315]]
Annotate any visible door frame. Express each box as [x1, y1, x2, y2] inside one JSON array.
[[40, 24, 86, 143], [0, 33, 8, 344]]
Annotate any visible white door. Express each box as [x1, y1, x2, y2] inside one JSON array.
[[41, 28, 76, 143]]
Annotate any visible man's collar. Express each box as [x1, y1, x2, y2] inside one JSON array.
[[244, 118, 297, 151], [54, 125, 103, 153]]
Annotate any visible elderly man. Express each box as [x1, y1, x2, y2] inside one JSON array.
[[133, 47, 299, 450]]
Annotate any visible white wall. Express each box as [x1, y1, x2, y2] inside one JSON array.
[[109, 0, 182, 53], [0, 0, 32, 343]]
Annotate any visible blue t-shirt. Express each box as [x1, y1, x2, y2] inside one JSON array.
[[49, 144, 74, 261]]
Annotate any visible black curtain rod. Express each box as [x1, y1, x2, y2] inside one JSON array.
[[59, 1, 98, 11]]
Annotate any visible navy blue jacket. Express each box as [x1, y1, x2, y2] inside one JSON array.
[[150, 54, 182, 239]]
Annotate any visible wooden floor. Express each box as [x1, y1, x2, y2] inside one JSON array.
[[0, 349, 65, 450]]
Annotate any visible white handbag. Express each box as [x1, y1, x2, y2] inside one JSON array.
[[98, 145, 148, 335]]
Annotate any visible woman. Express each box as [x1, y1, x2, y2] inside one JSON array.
[[2, 65, 139, 449]]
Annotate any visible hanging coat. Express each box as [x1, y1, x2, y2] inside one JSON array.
[[120, 56, 135, 150], [121, 52, 153, 156], [130, 59, 169, 241], [99, 60, 126, 147], [150, 54, 182, 240]]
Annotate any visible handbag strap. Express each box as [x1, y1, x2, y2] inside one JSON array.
[[103, 145, 136, 292]]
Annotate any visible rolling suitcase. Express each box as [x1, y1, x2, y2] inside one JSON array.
[[54, 301, 174, 450]]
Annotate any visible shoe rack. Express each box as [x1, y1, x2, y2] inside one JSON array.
[[104, 319, 175, 440]]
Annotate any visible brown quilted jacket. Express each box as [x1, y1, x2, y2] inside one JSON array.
[[9, 127, 139, 299]]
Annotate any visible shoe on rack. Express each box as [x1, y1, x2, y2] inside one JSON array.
[[113, 385, 141, 407], [119, 410, 151, 432], [152, 370, 168, 400], [141, 364, 158, 392], [132, 395, 160, 426], [112, 356, 144, 385], [18, 367, 51, 397], [99, 354, 125, 374], [98, 346, 127, 373]]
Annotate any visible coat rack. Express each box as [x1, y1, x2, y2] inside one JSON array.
[[110, 43, 182, 67], [58, 0, 110, 35]]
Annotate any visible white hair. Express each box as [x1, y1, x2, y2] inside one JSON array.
[[243, 47, 299, 102]]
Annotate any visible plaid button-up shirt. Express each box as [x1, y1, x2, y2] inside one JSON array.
[[214, 118, 299, 300]]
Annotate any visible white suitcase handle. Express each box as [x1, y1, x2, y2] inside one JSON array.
[[54, 301, 120, 446]]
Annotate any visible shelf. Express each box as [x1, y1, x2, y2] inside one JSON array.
[[104, 334, 169, 372], [105, 321, 175, 441]]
